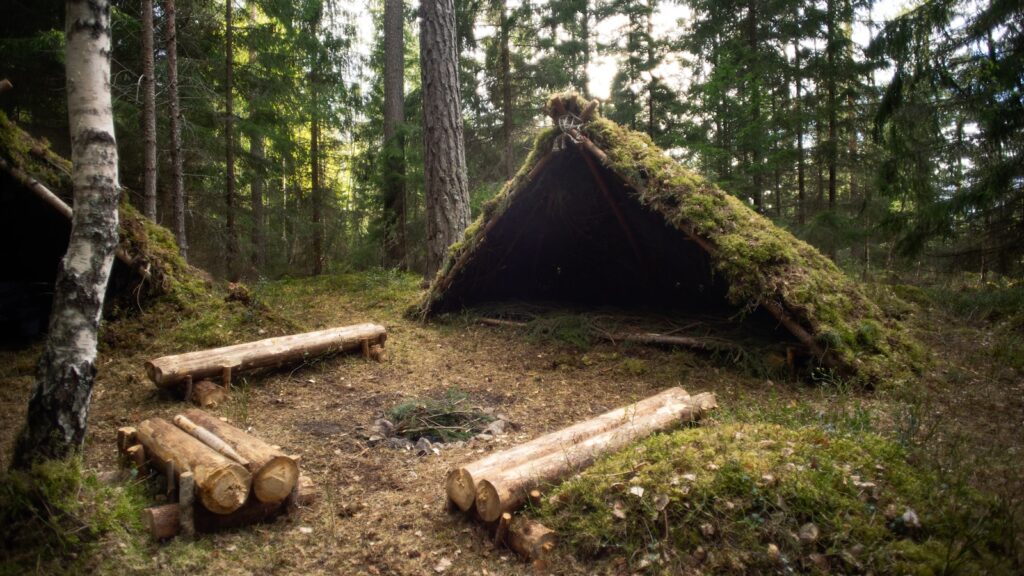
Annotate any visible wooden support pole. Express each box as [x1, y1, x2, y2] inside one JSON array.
[[126, 443, 147, 476], [117, 427, 137, 456], [184, 375, 193, 405], [179, 471, 195, 538]]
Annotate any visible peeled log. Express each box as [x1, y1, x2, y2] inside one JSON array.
[[137, 417, 251, 514], [446, 387, 691, 512], [145, 323, 387, 388], [475, 392, 716, 522], [181, 409, 298, 504]]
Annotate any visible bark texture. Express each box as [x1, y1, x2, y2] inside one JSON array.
[[224, 0, 240, 280], [141, 0, 158, 220], [12, 0, 121, 468], [382, 0, 407, 268], [250, 132, 265, 271], [166, 0, 187, 258], [419, 0, 471, 278]]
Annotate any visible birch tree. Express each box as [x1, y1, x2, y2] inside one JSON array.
[[12, 0, 121, 467]]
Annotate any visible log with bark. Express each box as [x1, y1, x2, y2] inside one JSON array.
[[446, 387, 692, 512], [136, 417, 251, 514], [177, 409, 298, 504], [474, 392, 716, 522], [145, 323, 387, 389]]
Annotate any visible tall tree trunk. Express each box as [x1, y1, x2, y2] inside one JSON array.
[[250, 133, 265, 271], [795, 39, 806, 226], [247, 2, 265, 273], [310, 115, 323, 276], [382, 0, 407, 268], [420, 0, 471, 278], [12, 0, 121, 468], [166, 0, 187, 259], [826, 0, 838, 259], [580, 1, 590, 96], [141, 0, 158, 221], [225, 0, 240, 281], [746, 0, 763, 212], [498, 2, 514, 180]]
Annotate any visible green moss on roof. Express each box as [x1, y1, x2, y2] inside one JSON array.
[[0, 110, 208, 307], [419, 93, 922, 385]]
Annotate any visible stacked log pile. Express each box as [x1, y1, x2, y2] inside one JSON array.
[[446, 387, 717, 565], [119, 410, 318, 539], [145, 322, 387, 404]]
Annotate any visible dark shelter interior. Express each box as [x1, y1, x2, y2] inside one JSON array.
[[0, 171, 130, 348], [433, 145, 797, 344]]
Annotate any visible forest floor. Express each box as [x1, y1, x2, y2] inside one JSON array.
[[0, 271, 1021, 575]]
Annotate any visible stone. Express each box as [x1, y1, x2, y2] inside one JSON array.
[[798, 522, 820, 545]]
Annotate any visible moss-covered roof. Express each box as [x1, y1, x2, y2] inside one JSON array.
[[0, 111, 204, 306], [419, 93, 921, 385]]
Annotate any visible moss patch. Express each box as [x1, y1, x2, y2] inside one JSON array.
[[536, 422, 1015, 575], [0, 458, 148, 575]]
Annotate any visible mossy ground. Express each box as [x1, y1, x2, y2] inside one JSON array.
[[0, 272, 1020, 575]]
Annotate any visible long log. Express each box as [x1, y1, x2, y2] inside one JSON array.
[[474, 392, 716, 522], [446, 387, 691, 512], [173, 415, 249, 465], [136, 417, 251, 514], [180, 409, 299, 504], [145, 323, 387, 388]]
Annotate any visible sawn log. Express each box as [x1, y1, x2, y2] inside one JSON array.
[[180, 409, 299, 504], [474, 392, 716, 522], [136, 417, 251, 514], [446, 386, 691, 512]]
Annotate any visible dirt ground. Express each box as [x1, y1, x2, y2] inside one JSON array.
[[0, 272, 1021, 575]]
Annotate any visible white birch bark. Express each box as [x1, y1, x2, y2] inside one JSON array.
[[13, 0, 121, 467]]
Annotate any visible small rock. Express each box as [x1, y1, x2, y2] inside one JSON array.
[[798, 522, 820, 545], [434, 557, 452, 573], [760, 474, 777, 486], [475, 433, 494, 441], [387, 437, 414, 451], [700, 522, 716, 538], [484, 419, 508, 436], [807, 552, 829, 570], [628, 485, 645, 498], [373, 418, 395, 436], [766, 543, 780, 562], [367, 435, 384, 445], [611, 500, 627, 519], [654, 493, 670, 511], [415, 437, 433, 456], [298, 526, 313, 534], [681, 473, 697, 482], [890, 507, 922, 535]]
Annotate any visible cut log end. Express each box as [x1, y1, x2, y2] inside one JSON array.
[[198, 463, 251, 514], [254, 456, 300, 504], [475, 480, 504, 523], [445, 468, 478, 512], [191, 379, 227, 408], [508, 517, 557, 562], [143, 504, 180, 540]]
